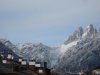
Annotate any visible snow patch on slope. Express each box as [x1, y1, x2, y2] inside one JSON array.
[[60, 40, 78, 53]]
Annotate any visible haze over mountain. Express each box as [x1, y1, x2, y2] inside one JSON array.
[[0, 24, 100, 73]]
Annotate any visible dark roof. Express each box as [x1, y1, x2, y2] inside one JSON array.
[[93, 66, 100, 69]]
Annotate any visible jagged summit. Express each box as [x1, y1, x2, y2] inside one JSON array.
[[74, 26, 83, 38], [55, 25, 100, 73], [62, 26, 84, 53], [86, 24, 93, 28], [62, 24, 98, 54], [64, 26, 83, 45], [64, 24, 98, 45], [82, 24, 97, 38], [84, 24, 95, 34]]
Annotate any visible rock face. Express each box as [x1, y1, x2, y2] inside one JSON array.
[[0, 24, 100, 73], [61, 26, 84, 54], [64, 26, 83, 45], [82, 24, 97, 39]]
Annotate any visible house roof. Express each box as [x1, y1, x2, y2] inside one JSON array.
[[93, 66, 100, 69]]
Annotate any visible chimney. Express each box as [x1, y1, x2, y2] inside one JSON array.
[[44, 62, 47, 69]]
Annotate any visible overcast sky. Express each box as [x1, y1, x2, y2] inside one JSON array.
[[0, 0, 100, 46]]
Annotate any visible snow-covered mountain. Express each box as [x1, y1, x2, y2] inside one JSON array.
[[16, 43, 60, 68], [64, 26, 83, 45], [0, 24, 100, 73], [0, 41, 19, 61], [60, 24, 98, 54], [0, 39, 60, 68], [0, 39, 21, 56], [55, 24, 100, 73], [60, 26, 84, 54]]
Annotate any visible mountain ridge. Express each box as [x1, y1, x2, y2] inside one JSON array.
[[0, 24, 100, 73]]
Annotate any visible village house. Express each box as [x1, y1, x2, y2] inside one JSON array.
[[92, 66, 100, 75]]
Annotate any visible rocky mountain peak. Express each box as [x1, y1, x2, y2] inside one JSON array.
[[64, 24, 98, 45], [82, 24, 97, 38], [64, 26, 83, 44], [16, 42, 48, 49], [75, 26, 84, 37], [0, 38, 13, 48], [85, 24, 94, 33]]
